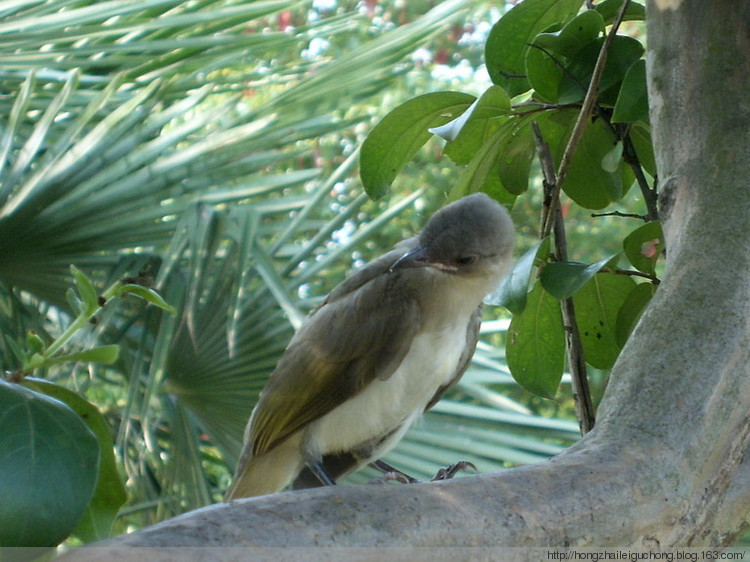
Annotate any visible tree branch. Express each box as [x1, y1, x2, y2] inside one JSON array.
[[532, 122, 595, 434], [540, 0, 632, 238]]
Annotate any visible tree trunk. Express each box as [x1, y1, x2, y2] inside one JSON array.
[[77, 0, 750, 549]]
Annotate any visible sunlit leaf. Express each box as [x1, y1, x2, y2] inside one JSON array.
[[526, 10, 605, 103], [485, 0, 584, 96], [360, 91, 475, 198]]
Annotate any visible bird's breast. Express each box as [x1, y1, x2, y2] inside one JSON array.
[[302, 319, 471, 460]]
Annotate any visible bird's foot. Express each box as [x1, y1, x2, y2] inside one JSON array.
[[369, 459, 420, 485], [431, 461, 478, 481], [369, 471, 418, 485]]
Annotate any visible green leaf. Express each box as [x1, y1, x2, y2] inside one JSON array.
[[535, 110, 623, 209], [360, 91, 475, 198], [491, 238, 550, 314], [485, 0, 584, 96], [439, 86, 512, 164], [48, 345, 120, 367], [25, 331, 45, 355], [572, 273, 637, 369], [70, 265, 99, 313], [22, 378, 127, 543], [541, 254, 619, 300], [450, 113, 536, 202], [5, 336, 28, 366], [623, 221, 665, 275], [616, 282, 657, 347], [558, 35, 645, 105], [0, 380, 99, 547], [526, 10, 605, 103], [118, 284, 177, 315], [628, 123, 657, 177], [612, 59, 649, 123], [66, 287, 84, 315], [450, 119, 516, 202], [497, 123, 537, 195], [506, 281, 566, 398], [595, 0, 646, 24], [601, 141, 624, 173]]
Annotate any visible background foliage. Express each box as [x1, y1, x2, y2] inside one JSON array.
[[0, 0, 652, 547]]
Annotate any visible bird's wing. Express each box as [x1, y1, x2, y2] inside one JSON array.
[[249, 250, 422, 456], [423, 304, 482, 412]]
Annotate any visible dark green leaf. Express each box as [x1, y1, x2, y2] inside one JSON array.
[[572, 273, 636, 369], [538, 110, 622, 209], [506, 282, 566, 398], [558, 35, 645, 105], [623, 221, 665, 274], [526, 10, 604, 102], [23, 378, 127, 543], [492, 238, 550, 314], [497, 123, 536, 195], [612, 60, 648, 123], [628, 123, 657, 177], [0, 380, 99, 547], [541, 254, 619, 300], [360, 91, 475, 198], [595, 0, 646, 24], [485, 0, 584, 96], [5, 336, 28, 365], [616, 282, 657, 347], [118, 284, 177, 315]]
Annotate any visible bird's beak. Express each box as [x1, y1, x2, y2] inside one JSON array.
[[389, 246, 457, 273]]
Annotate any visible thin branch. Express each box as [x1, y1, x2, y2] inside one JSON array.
[[591, 211, 648, 220], [540, 0, 633, 238], [622, 132, 659, 221], [532, 123, 595, 434], [612, 268, 661, 284]]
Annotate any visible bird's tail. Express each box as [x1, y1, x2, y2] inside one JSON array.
[[225, 436, 304, 500]]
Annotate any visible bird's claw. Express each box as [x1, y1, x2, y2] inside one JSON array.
[[432, 461, 478, 481], [369, 471, 419, 485]]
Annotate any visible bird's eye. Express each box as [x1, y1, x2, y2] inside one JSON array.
[[455, 255, 478, 266]]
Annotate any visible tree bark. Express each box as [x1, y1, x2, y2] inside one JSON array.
[[78, 0, 750, 549]]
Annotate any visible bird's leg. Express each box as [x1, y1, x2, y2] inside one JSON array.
[[368, 459, 420, 485], [306, 460, 337, 486], [432, 461, 478, 481]]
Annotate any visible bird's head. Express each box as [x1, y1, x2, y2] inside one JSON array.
[[391, 193, 515, 286]]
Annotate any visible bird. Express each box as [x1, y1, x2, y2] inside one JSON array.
[[225, 192, 515, 499]]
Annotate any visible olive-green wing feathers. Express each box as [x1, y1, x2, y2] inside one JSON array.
[[249, 250, 422, 456]]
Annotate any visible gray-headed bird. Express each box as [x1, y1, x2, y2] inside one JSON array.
[[226, 193, 515, 498]]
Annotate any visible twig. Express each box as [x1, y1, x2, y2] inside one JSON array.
[[612, 269, 661, 284], [540, 0, 633, 238], [591, 211, 648, 220], [532, 123, 596, 434], [621, 132, 659, 221]]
